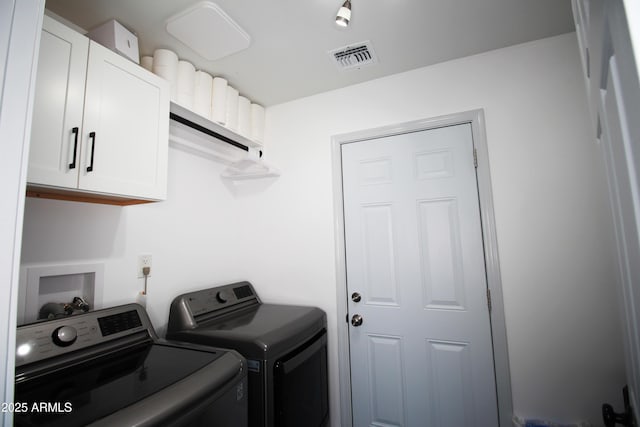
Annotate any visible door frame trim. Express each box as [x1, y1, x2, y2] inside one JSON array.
[[331, 109, 513, 426]]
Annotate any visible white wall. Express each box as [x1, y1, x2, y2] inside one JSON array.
[[21, 146, 254, 334], [21, 32, 624, 425], [235, 32, 624, 425]]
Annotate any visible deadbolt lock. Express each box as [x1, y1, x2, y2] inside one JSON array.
[[351, 292, 361, 303]]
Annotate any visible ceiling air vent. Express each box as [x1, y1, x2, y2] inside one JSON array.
[[329, 41, 377, 70]]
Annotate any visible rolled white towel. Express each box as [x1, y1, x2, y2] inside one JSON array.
[[225, 86, 239, 132], [193, 71, 213, 119], [211, 77, 228, 124]]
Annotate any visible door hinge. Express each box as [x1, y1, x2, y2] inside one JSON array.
[[473, 148, 478, 168], [486, 288, 492, 313]]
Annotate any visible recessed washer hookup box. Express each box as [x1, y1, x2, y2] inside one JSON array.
[[87, 19, 140, 64]]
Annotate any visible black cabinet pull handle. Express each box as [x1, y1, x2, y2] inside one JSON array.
[[68, 127, 79, 169], [86, 131, 96, 172]]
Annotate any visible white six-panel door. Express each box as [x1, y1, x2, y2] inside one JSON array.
[[341, 123, 499, 427]]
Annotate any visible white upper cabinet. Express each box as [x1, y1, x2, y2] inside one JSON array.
[[79, 41, 168, 199], [28, 16, 88, 189], [28, 15, 169, 203]]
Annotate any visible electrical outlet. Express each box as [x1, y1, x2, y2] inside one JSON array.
[[137, 254, 152, 278]]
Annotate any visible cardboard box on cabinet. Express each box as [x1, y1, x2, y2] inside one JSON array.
[[87, 19, 139, 64]]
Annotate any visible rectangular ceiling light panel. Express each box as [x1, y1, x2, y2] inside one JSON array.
[[166, 1, 250, 61]]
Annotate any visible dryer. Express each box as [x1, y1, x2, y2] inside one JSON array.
[[167, 281, 329, 427]]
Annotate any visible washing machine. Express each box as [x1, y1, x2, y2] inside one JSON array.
[[14, 303, 248, 427], [167, 281, 329, 427]]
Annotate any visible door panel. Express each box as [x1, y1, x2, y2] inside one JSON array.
[[367, 334, 405, 427], [418, 198, 465, 310], [426, 339, 473, 427], [361, 203, 399, 306], [342, 123, 499, 427]]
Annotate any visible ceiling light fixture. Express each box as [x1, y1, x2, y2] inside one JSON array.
[[335, 0, 352, 27]]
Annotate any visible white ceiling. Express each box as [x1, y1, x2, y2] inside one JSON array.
[[45, 0, 575, 107]]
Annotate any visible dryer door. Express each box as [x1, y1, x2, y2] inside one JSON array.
[[273, 331, 329, 427]]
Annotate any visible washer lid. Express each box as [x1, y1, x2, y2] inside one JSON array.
[[14, 343, 232, 426]]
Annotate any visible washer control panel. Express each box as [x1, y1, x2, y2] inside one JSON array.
[[16, 304, 150, 367]]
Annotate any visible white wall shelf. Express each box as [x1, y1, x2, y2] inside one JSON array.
[[169, 102, 279, 180], [170, 102, 262, 150]]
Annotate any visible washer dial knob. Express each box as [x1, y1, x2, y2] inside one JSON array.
[[216, 291, 229, 303], [52, 325, 77, 347]]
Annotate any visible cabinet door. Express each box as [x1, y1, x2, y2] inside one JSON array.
[[80, 41, 169, 200], [27, 15, 88, 188]]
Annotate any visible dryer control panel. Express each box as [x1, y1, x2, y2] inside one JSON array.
[[168, 281, 259, 330]]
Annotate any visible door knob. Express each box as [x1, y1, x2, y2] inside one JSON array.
[[602, 385, 634, 427], [603, 404, 630, 427], [351, 292, 361, 303], [351, 314, 363, 327]]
